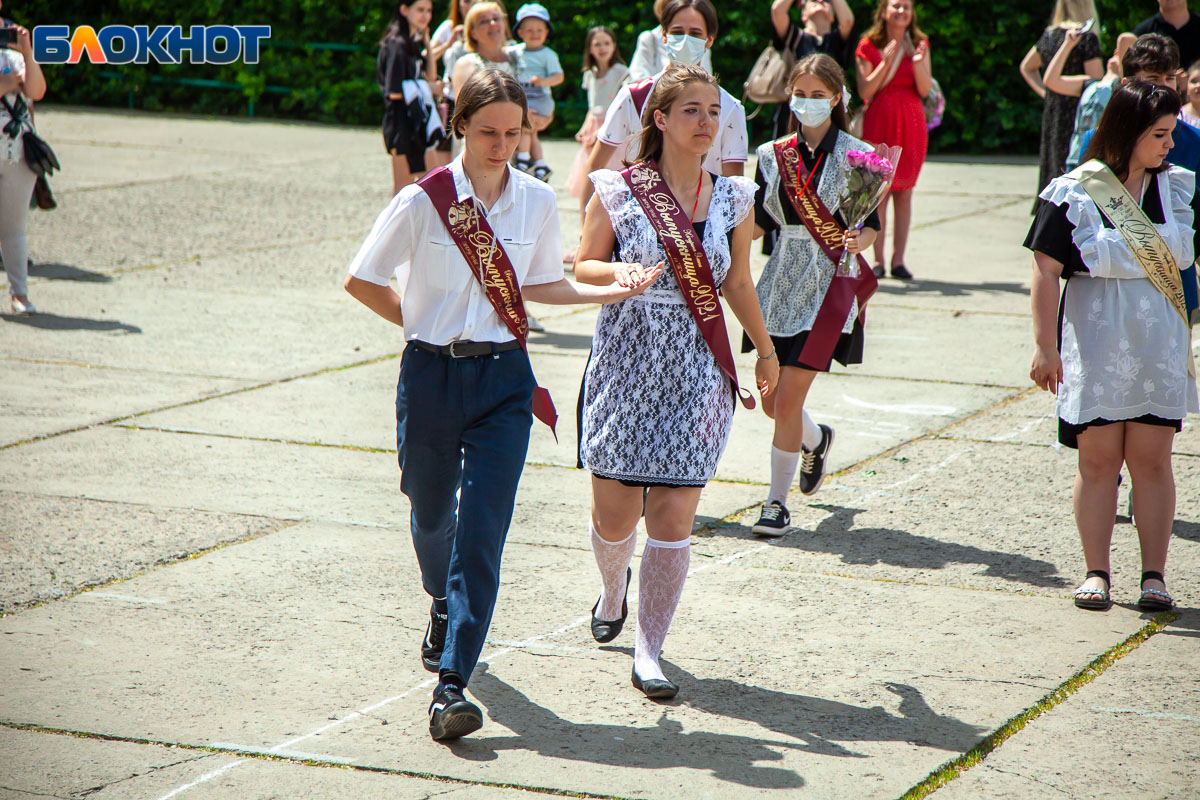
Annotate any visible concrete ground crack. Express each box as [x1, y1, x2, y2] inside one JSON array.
[[0, 785, 70, 799], [75, 754, 214, 798], [985, 766, 1076, 797]]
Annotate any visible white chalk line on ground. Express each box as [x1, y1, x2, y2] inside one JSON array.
[[153, 541, 770, 799]]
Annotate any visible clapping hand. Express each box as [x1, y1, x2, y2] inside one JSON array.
[[912, 39, 929, 64], [882, 39, 900, 65]]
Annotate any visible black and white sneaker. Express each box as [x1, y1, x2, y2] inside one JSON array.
[[751, 500, 790, 538], [428, 684, 483, 740], [799, 424, 835, 495], [420, 606, 448, 673]]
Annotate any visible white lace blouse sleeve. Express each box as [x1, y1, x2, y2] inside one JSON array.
[[1168, 166, 1197, 268], [724, 175, 758, 229], [588, 168, 630, 220]]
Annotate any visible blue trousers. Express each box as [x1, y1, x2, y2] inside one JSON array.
[[396, 343, 534, 685]]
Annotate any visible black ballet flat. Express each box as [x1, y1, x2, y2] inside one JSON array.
[[590, 567, 631, 643], [631, 667, 679, 699]]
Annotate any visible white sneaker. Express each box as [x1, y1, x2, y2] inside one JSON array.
[[526, 315, 545, 332], [10, 295, 36, 315]]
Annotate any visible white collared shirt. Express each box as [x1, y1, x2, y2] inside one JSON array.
[[347, 155, 563, 345], [595, 68, 748, 174]]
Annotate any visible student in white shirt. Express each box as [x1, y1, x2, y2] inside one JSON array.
[[576, 0, 748, 223], [345, 69, 659, 741]]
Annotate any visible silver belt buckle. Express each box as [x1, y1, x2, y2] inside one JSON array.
[[448, 340, 471, 358]]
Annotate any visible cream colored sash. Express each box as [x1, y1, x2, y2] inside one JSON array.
[[1068, 160, 1196, 377]]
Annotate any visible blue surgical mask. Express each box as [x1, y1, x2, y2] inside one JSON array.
[[790, 95, 833, 128], [664, 33, 708, 67]]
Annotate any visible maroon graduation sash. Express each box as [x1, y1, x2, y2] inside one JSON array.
[[629, 77, 654, 117], [620, 160, 755, 410], [772, 135, 878, 367], [417, 166, 557, 434]]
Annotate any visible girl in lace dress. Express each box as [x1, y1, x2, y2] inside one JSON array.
[[575, 65, 778, 699], [744, 55, 879, 538], [1026, 81, 1199, 613]]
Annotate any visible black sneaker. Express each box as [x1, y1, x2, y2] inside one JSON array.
[[420, 606, 448, 673], [751, 500, 790, 538], [799, 424, 835, 495], [428, 684, 483, 740]]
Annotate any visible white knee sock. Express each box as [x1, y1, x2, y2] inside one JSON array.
[[802, 409, 821, 450], [590, 521, 636, 621], [634, 537, 691, 682], [768, 446, 801, 505]]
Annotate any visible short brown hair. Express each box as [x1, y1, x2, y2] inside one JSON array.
[[1083, 79, 1180, 180], [450, 68, 531, 138], [1123, 33, 1180, 76], [659, 0, 718, 38], [631, 63, 721, 164]]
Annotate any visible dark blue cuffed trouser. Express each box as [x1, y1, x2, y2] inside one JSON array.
[[396, 342, 534, 685]]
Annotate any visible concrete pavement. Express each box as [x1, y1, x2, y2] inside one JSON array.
[[1, 108, 1197, 799]]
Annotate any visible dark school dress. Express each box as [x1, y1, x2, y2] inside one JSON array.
[[1024, 170, 1200, 447], [1033, 27, 1101, 204], [378, 34, 434, 172], [769, 22, 853, 140], [742, 126, 879, 372]]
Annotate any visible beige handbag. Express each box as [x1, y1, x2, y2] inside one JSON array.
[[743, 44, 796, 114]]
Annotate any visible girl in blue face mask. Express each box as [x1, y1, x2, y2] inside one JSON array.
[[743, 54, 882, 538]]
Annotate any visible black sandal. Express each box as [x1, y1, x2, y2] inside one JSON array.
[[1073, 569, 1111, 610], [1138, 571, 1175, 611]]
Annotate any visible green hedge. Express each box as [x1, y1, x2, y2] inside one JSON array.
[[15, 0, 1153, 153]]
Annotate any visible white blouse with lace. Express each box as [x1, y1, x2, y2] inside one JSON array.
[[1039, 167, 1199, 425], [754, 130, 871, 337], [580, 169, 757, 484]]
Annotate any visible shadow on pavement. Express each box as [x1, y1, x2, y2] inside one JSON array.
[[874, 279, 1028, 298], [1171, 518, 1200, 543], [457, 663, 985, 786], [1, 261, 113, 282], [715, 504, 1069, 590], [527, 329, 595, 351], [0, 312, 141, 333]]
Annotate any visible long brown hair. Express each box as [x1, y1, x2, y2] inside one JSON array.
[[1082, 79, 1180, 180], [785, 54, 850, 136], [450, 68, 531, 138], [864, 0, 928, 48], [631, 64, 721, 165], [582, 26, 625, 73], [448, 0, 471, 29]]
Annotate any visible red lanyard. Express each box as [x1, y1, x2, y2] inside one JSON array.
[[796, 150, 824, 199], [690, 171, 702, 222]]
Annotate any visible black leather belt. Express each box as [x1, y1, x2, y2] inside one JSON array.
[[413, 339, 522, 358]]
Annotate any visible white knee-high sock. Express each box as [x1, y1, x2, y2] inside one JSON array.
[[634, 537, 691, 682], [802, 409, 821, 450], [768, 446, 801, 505], [590, 521, 636, 621]]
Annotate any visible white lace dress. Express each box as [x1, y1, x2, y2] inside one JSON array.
[[1037, 168, 1199, 427], [579, 170, 757, 485], [755, 130, 871, 337]]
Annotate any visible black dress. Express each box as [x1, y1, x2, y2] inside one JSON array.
[[1034, 28, 1101, 203], [769, 23, 852, 140], [378, 35, 438, 172]]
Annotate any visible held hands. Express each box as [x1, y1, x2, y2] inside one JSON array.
[[607, 262, 664, 300], [1030, 345, 1063, 394], [755, 354, 779, 398], [613, 261, 661, 289]]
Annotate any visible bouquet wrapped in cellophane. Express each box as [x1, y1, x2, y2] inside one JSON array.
[[835, 144, 902, 277]]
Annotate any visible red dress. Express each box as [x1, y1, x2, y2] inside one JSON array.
[[855, 38, 928, 191]]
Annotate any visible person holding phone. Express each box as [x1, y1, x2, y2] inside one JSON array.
[[0, 4, 45, 315], [1019, 0, 1103, 204]]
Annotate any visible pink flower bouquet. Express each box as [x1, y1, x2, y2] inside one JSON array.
[[836, 144, 902, 277]]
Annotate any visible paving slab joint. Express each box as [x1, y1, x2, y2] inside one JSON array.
[[895, 610, 1180, 800], [0, 721, 638, 800]]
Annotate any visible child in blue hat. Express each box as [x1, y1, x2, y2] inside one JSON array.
[[511, 3, 564, 181]]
